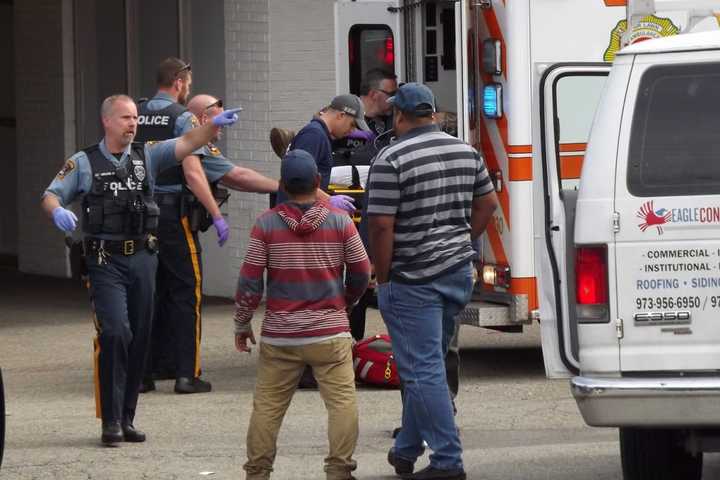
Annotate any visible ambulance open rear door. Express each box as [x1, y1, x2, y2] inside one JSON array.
[[335, 0, 402, 96]]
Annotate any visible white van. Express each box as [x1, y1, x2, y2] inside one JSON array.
[[540, 30, 720, 478]]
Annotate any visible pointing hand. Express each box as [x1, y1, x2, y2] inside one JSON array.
[[212, 107, 243, 127]]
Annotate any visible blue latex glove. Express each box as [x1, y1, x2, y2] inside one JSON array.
[[347, 129, 376, 142], [52, 207, 78, 232], [329, 195, 356, 213], [213, 217, 230, 247], [212, 107, 243, 127]]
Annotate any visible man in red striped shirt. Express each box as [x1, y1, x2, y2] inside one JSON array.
[[234, 149, 370, 480]]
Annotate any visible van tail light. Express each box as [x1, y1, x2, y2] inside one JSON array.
[[575, 246, 610, 323]]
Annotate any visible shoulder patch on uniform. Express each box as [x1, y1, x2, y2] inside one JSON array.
[[207, 143, 222, 156], [57, 159, 75, 179], [145, 140, 158, 145], [190, 115, 199, 128]]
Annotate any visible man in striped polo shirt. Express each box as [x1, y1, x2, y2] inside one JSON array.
[[367, 83, 498, 480], [234, 149, 370, 480]]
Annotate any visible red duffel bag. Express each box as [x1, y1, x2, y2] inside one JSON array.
[[352, 334, 400, 387]]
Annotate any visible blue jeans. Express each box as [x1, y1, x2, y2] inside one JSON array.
[[377, 263, 474, 471]]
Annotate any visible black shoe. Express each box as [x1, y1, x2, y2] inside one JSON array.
[[139, 378, 155, 393], [101, 421, 123, 445], [121, 422, 146, 442], [174, 376, 212, 394], [402, 466, 466, 480], [387, 448, 414, 475]]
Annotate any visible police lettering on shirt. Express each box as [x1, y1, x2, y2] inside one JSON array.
[[137, 115, 171, 126]]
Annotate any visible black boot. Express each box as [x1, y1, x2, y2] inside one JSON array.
[[139, 378, 155, 394], [174, 377, 212, 394], [403, 466, 466, 480], [121, 421, 146, 443], [387, 448, 414, 475], [101, 420, 123, 446]]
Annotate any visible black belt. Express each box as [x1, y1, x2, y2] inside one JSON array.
[[84, 237, 149, 256], [155, 193, 182, 206]]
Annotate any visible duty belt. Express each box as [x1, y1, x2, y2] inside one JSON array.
[[84, 237, 153, 256]]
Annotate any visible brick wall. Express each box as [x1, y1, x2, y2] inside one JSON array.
[[212, 0, 336, 297], [15, 0, 74, 277]]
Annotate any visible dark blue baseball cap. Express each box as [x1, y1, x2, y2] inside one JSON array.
[[281, 149, 318, 189], [388, 82, 436, 115]]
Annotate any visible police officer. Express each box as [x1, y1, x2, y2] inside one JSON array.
[[40, 94, 240, 445], [136, 58, 229, 394], [147, 93, 280, 394]]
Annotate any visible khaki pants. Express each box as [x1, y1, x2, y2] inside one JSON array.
[[244, 338, 358, 480]]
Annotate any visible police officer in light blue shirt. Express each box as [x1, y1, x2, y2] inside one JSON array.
[[145, 93, 280, 395], [40, 94, 240, 446]]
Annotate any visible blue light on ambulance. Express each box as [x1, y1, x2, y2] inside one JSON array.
[[483, 83, 503, 119]]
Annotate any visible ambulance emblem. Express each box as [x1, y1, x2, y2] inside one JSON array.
[[637, 200, 671, 235], [604, 15, 679, 62]]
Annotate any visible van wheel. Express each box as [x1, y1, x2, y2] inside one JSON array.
[[620, 427, 702, 480]]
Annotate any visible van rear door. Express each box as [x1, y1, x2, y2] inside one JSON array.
[[534, 64, 611, 378], [614, 53, 720, 372]]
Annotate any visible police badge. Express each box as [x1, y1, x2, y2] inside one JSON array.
[[134, 165, 146, 181]]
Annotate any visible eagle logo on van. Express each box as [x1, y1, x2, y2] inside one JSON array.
[[637, 201, 671, 234]]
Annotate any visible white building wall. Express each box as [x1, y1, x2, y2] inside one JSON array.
[[212, 0, 336, 297]]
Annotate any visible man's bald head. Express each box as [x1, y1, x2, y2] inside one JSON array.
[[188, 94, 224, 141], [188, 94, 220, 117]]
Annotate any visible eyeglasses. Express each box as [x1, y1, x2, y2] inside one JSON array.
[[174, 62, 192, 78], [205, 98, 223, 111]]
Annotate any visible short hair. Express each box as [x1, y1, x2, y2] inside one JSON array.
[[156, 57, 191, 87], [359, 68, 397, 96], [282, 179, 317, 195], [100, 94, 135, 118]]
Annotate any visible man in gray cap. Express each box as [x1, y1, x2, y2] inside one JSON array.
[[275, 94, 368, 209]]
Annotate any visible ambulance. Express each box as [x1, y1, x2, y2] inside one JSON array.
[[335, 1, 720, 476]]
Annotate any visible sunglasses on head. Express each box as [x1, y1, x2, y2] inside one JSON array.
[[205, 98, 223, 110], [174, 63, 191, 78]]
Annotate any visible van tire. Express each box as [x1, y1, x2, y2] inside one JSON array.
[[620, 427, 702, 480]]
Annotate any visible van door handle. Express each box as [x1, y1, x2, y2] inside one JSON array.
[[551, 226, 560, 231]]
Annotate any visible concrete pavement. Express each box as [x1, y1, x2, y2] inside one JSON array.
[[2, 269, 719, 479]]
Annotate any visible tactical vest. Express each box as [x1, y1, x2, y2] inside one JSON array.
[[81, 143, 160, 236], [135, 100, 187, 143]]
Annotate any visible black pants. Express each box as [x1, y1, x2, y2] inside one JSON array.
[[150, 208, 203, 380], [349, 289, 374, 341], [87, 249, 157, 423]]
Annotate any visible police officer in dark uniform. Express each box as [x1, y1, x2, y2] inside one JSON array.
[[145, 93, 280, 395], [41, 94, 240, 445], [136, 58, 230, 394]]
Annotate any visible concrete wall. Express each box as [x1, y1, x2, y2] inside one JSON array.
[[16, 0, 74, 276]]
